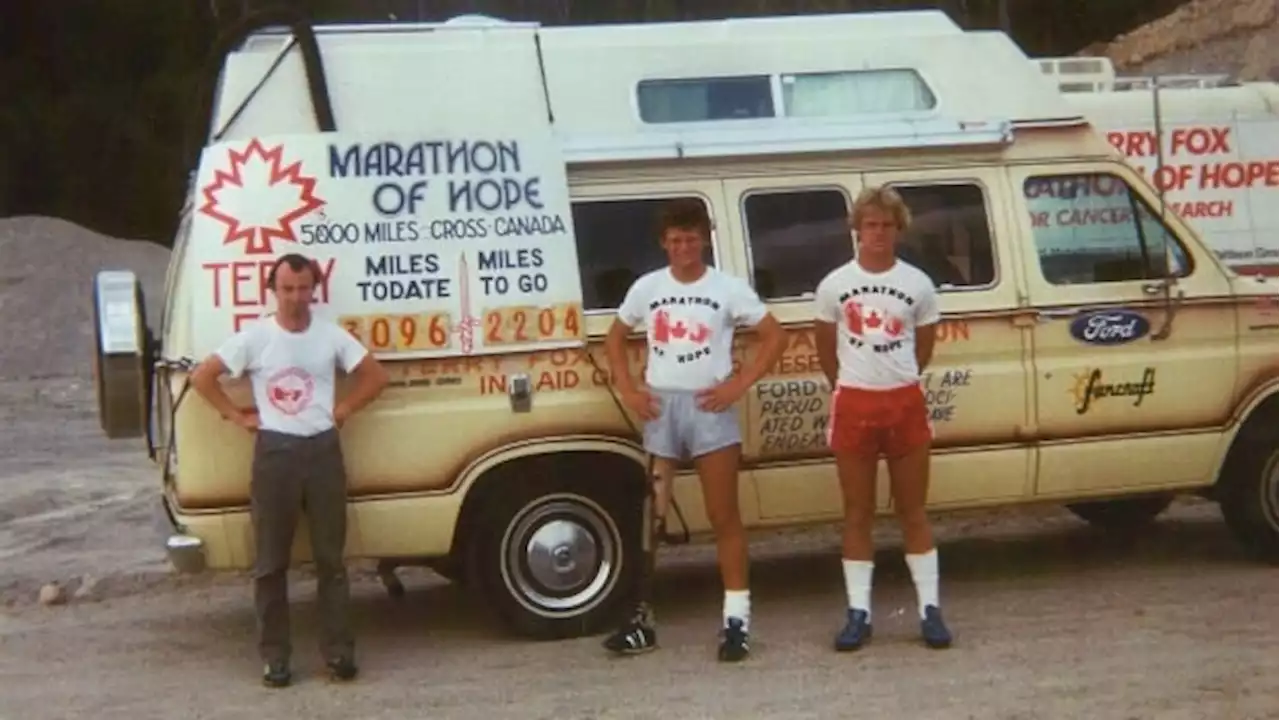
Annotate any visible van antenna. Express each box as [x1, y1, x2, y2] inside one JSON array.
[[1152, 76, 1167, 218]]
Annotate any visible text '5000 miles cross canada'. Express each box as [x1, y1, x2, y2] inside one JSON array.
[[189, 132, 587, 360]]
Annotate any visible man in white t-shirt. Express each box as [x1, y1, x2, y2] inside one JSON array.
[[813, 185, 953, 652], [190, 253, 389, 688], [600, 198, 786, 662]]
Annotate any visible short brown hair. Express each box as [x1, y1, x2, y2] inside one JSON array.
[[658, 198, 712, 239], [850, 185, 912, 231]]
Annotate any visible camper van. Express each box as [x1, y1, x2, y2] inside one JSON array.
[[91, 10, 1279, 641], [1039, 55, 1279, 278]]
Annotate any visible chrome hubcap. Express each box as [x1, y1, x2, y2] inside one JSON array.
[[501, 495, 619, 617]]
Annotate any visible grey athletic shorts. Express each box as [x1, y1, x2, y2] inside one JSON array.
[[642, 388, 742, 461]]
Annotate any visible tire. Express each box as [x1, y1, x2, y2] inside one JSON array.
[[1218, 413, 1279, 564], [1065, 494, 1174, 530], [468, 461, 643, 640]]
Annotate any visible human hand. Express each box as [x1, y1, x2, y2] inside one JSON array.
[[234, 409, 260, 432], [334, 403, 352, 429], [622, 386, 661, 422], [696, 377, 746, 413]]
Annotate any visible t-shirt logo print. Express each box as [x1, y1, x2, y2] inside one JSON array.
[[266, 367, 316, 416], [652, 309, 714, 363], [843, 301, 906, 339]]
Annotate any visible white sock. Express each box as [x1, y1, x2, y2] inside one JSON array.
[[905, 548, 940, 619], [724, 590, 751, 631], [841, 559, 874, 617]]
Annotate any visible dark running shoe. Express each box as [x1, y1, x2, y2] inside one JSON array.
[[261, 661, 291, 688], [834, 608, 873, 652], [921, 605, 952, 649], [717, 617, 750, 662], [603, 605, 657, 656], [326, 656, 359, 682]]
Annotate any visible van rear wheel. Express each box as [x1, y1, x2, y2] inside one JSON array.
[[469, 467, 642, 640], [1218, 413, 1279, 564]]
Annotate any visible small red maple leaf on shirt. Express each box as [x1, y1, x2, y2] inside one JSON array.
[[198, 139, 326, 255]]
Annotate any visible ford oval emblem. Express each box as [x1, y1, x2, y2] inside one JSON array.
[[1069, 309, 1151, 346]]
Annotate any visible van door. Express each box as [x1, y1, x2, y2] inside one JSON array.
[[1009, 162, 1238, 498], [860, 168, 1036, 509], [724, 167, 1035, 523], [719, 173, 875, 522]]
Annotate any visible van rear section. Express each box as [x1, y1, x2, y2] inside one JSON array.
[[1041, 56, 1279, 277]]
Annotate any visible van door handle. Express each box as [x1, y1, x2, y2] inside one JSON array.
[[1037, 308, 1080, 320]]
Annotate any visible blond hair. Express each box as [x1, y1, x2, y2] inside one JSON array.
[[850, 185, 912, 231]]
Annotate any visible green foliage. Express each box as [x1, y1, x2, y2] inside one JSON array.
[[0, 0, 1185, 244]]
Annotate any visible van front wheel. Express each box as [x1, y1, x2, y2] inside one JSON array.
[[1218, 415, 1279, 564], [470, 473, 642, 640]]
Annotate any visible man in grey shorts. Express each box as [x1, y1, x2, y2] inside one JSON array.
[[643, 389, 743, 461], [601, 198, 786, 662], [190, 253, 389, 687]]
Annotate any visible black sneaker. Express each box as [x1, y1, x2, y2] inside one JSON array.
[[921, 605, 952, 649], [834, 608, 873, 652], [717, 617, 750, 662], [326, 656, 359, 682], [603, 605, 657, 656], [262, 661, 291, 688]]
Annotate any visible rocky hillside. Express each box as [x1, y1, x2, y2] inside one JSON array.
[[1086, 0, 1278, 81]]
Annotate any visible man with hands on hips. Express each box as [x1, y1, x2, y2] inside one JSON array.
[[190, 252, 389, 687]]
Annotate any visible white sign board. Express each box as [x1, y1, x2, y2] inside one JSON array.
[[186, 130, 585, 360], [1100, 118, 1277, 275]]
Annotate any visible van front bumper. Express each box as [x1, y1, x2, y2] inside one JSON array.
[[165, 533, 208, 574], [157, 497, 208, 574]]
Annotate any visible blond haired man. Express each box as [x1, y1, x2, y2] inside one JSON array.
[[813, 186, 952, 651]]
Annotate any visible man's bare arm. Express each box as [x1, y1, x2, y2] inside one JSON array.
[[189, 355, 251, 424], [738, 313, 787, 387], [915, 322, 938, 374], [336, 354, 390, 420], [815, 321, 839, 389], [604, 318, 638, 392]]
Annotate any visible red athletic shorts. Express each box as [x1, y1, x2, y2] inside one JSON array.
[[826, 383, 932, 458]]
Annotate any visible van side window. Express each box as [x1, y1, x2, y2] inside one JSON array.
[[637, 76, 774, 123], [891, 183, 998, 289], [742, 189, 851, 300], [571, 196, 716, 311], [1022, 172, 1194, 285]]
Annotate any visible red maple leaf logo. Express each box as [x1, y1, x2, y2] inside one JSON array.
[[198, 138, 325, 255]]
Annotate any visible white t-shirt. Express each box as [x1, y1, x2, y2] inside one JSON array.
[[215, 316, 370, 437], [617, 267, 768, 391], [813, 259, 941, 390]]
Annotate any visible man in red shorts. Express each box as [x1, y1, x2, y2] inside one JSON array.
[[813, 185, 952, 652]]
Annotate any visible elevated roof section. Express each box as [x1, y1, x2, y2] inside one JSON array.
[[210, 11, 1091, 165]]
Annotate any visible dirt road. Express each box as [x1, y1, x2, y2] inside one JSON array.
[[1, 376, 1277, 720]]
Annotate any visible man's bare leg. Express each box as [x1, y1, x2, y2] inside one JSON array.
[[887, 442, 951, 648], [833, 449, 879, 651], [692, 442, 753, 662]]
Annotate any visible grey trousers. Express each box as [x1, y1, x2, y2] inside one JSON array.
[[250, 427, 352, 665]]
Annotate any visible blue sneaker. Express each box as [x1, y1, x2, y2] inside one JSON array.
[[834, 608, 872, 652], [718, 617, 750, 662], [921, 605, 952, 649]]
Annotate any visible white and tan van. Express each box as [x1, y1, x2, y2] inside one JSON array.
[[91, 9, 1279, 641]]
